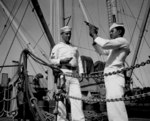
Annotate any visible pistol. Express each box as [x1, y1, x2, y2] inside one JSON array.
[[84, 21, 99, 30]]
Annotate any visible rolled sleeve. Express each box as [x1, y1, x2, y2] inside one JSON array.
[[93, 43, 109, 55]]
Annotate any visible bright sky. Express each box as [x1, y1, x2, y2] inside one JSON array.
[[0, 0, 150, 88]]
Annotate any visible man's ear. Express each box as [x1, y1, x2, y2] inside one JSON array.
[[118, 29, 122, 36]]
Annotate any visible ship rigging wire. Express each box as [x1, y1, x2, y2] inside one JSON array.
[[1, 4, 38, 74], [119, 0, 150, 87], [0, 0, 24, 45], [0, 0, 149, 88], [0, 0, 51, 75], [28, 0, 50, 49], [0, 0, 18, 41], [0, 0, 30, 73]]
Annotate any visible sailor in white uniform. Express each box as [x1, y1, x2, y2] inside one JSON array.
[[88, 23, 130, 121], [50, 26, 85, 121]]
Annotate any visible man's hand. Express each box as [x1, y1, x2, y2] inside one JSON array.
[[89, 24, 98, 39], [84, 21, 98, 39], [60, 57, 72, 65]]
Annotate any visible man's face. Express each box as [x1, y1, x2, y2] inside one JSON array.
[[62, 31, 71, 44], [109, 28, 119, 39]]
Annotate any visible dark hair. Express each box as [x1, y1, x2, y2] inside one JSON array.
[[116, 27, 125, 37]]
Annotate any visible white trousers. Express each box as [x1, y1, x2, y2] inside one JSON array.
[[57, 76, 85, 121], [104, 67, 128, 121]]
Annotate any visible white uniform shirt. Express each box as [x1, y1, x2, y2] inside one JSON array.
[[93, 37, 130, 69], [50, 42, 83, 74]]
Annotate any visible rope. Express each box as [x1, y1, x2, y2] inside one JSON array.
[[0, 64, 22, 68], [0, 49, 147, 120], [0, 0, 30, 73]]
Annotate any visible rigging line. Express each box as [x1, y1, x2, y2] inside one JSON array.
[[126, 0, 144, 45], [136, 39, 149, 87], [142, 20, 150, 49], [13, 26, 46, 74], [17, 39, 37, 74], [117, 0, 143, 22], [118, 12, 143, 21], [132, 71, 144, 87], [123, 0, 150, 82], [122, 0, 150, 50], [0, 0, 24, 45], [120, 0, 144, 21], [0, 31, 15, 73], [125, 61, 140, 81], [4, 0, 50, 72], [0, 0, 18, 39], [125, 60, 144, 88], [123, 0, 145, 45], [138, 37, 144, 59], [0, 0, 30, 73], [124, 0, 144, 63], [28, 0, 52, 62], [28, 0, 50, 47], [11, 0, 49, 53], [33, 24, 51, 50], [14, 14, 50, 63], [120, 4, 139, 57], [17, 18, 50, 62], [119, 0, 138, 49], [118, 3, 130, 33], [33, 32, 44, 49], [9, 24, 37, 74], [144, 36, 150, 49]]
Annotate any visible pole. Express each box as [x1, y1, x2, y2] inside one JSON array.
[[30, 0, 55, 48], [23, 50, 28, 121], [78, 0, 90, 22], [106, 0, 113, 28], [111, 0, 118, 23]]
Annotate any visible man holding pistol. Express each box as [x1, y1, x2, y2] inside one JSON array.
[[87, 22, 130, 121]]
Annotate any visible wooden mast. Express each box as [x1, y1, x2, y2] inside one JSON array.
[[106, 0, 113, 27], [30, 0, 55, 48], [106, 0, 118, 25]]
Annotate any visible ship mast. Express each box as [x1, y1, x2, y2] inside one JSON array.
[[30, 0, 55, 48], [31, 0, 65, 96], [106, 0, 118, 27]]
